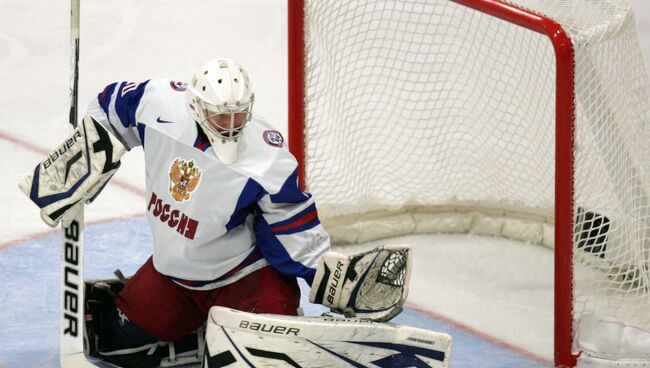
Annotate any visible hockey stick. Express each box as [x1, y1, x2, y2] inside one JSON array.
[[60, 0, 94, 366]]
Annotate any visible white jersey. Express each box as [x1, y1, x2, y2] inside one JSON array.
[[87, 79, 330, 289]]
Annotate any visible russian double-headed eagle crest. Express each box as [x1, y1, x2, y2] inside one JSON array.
[[169, 158, 201, 202]]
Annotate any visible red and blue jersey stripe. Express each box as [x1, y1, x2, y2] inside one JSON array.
[[268, 203, 320, 235]]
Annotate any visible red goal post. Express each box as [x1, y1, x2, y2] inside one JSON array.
[[443, 3, 575, 366]]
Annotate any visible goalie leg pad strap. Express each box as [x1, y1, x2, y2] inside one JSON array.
[[19, 114, 126, 227]]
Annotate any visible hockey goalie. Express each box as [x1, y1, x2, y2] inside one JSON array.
[[19, 58, 452, 367]]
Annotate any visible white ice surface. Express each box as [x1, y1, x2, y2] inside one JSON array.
[[335, 234, 555, 361], [1, 0, 649, 367]]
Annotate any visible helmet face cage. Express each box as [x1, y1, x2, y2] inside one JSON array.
[[197, 94, 255, 141]]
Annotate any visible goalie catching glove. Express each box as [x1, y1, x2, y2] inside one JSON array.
[[19, 115, 126, 227], [309, 244, 412, 322]]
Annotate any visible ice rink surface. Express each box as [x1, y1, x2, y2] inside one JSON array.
[[1, 1, 649, 367], [0, 220, 551, 367]]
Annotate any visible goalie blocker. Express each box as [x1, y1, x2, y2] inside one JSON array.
[[19, 114, 126, 227], [203, 306, 452, 367]]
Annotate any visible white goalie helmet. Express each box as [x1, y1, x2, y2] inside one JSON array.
[[186, 58, 254, 164]]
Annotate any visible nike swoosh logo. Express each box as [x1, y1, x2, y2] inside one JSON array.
[[156, 116, 174, 124]]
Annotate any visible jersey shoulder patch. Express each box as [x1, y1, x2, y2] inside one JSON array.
[[169, 80, 188, 92], [263, 130, 284, 148]]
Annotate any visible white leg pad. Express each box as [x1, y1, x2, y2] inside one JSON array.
[[203, 306, 451, 368]]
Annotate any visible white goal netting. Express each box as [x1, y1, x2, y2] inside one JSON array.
[[300, 0, 650, 361]]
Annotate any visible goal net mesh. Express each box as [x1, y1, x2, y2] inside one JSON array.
[[302, 0, 650, 345]]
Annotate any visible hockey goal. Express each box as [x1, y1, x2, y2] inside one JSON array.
[[288, 0, 650, 367]]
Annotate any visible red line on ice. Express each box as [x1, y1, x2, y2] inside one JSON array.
[[0, 214, 145, 251], [405, 301, 554, 366]]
